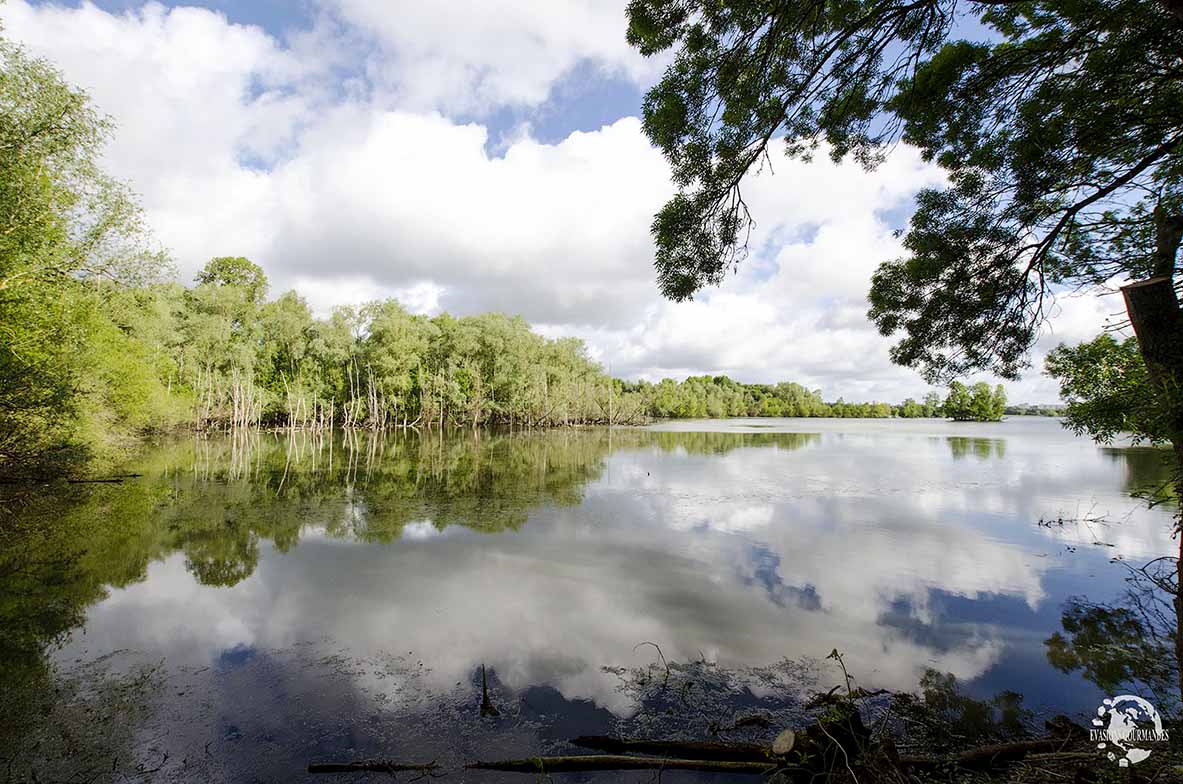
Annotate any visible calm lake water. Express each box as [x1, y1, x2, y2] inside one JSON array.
[[1, 417, 1176, 781]]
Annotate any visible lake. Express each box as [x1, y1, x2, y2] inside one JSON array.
[[1, 417, 1176, 781]]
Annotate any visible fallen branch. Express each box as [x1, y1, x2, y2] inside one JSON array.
[[570, 736, 770, 761], [465, 754, 778, 774], [308, 760, 439, 774]]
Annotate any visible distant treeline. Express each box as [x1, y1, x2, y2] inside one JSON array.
[[628, 376, 1020, 421], [1004, 404, 1065, 417]]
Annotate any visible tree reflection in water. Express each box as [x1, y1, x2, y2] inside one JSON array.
[[0, 430, 823, 681], [1046, 557, 1179, 714], [946, 436, 1007, 461]]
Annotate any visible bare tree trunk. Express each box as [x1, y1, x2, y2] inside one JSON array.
[[1157, 0, 1183, 25], [1121, 228, 1183, 704]]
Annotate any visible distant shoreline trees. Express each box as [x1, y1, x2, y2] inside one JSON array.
[[627, 375, 1029, 421]]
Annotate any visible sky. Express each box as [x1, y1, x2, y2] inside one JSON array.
[[0, 0, 1119, 402]]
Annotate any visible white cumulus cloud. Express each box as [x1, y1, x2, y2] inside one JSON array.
[[322, 0, 660, 114]]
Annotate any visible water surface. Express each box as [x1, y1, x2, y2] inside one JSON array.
[[1, 417, 1175, 781]]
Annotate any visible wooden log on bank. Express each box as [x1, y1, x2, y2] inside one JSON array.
[[465, 755, 778, 774]]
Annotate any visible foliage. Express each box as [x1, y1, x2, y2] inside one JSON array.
[[3, 237, 984, 475], [0, 36, 172, 475], [942, 381, 1006, 422], [627, 0, 1183, 382], [1046, 334, 1172, 445], [161, 265, 646, 432]]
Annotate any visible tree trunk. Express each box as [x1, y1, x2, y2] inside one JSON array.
[[1121, 274, 1183, 706], [1157, 0, 1183, 25]]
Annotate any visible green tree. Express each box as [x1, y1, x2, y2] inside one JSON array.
[[180, 258, 270, 427], [359, 299, 433, 426], [628, 5, 1183, 704], [942, 382, 972, 421], [1046, 334, 1169, 445], [0, 34, 169, 473], [942, 381, 1005, 422], [922, 391, 943, 417], [971, 383, 1006, 422], [194, 256, 267, 302]]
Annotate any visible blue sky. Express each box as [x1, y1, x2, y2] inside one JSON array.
[[4, 0, 1108, 402]]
